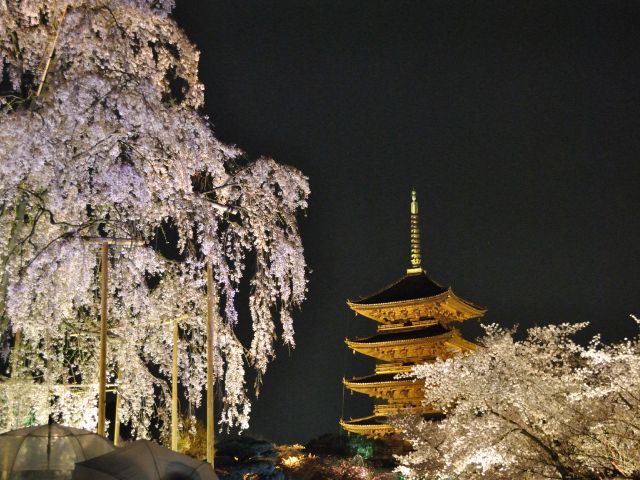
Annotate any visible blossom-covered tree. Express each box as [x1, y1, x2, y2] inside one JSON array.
[[0, 0, 308, 436], [393, 320, 640, 479]]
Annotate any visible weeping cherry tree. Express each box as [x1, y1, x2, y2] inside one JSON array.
[[0, 0, 308, 437]]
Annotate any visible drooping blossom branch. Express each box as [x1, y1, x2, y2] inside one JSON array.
[[0, 0, 308, 435]]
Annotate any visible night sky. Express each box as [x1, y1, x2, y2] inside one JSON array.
[[173, 1, 640, 444]]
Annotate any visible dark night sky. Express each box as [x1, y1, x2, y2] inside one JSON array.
[[174, 1, 640, 444]]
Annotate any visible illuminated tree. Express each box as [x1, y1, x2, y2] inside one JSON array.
[[0, 0, 308, 436], [393, 320, 640, 479]]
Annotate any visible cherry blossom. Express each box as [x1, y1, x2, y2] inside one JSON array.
[[393, 320, 640, 479], [0, 0, 308, 436]]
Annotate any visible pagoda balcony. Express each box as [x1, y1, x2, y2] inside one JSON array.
[[373, 403, 437, 416], [374, 362, 414, 374], [377, 318, 438, 333]]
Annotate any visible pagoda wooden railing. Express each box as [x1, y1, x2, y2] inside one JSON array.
[[374, 403, 438, 416], [374, 362, 414, 374], [377, 318, 437, 332]]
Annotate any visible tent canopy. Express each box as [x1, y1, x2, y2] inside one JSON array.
[[0, 423, 114, 479], [72, 439, 218, 480]]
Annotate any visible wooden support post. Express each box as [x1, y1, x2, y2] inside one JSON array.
[[97, 242, 108, 437], [35, 5, 69, 98], [171, 317, 179, 451], [82, 236, 144, 438], [10, 329, 22, 375], [206, 261, 215, 467], [114, 368, 121, 446]]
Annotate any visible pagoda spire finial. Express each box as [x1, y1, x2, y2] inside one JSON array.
[[407, 189, 423, 274]]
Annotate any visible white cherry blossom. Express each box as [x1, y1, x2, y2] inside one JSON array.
[[0, 0, 308, 436], [393, 321, 640, 479]]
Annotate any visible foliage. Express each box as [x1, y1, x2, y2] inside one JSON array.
[[276, 442, 308, 470], [277, 439, 400, 480], [281, 454, 400, 480], [393, 320, 640, 479], [304, 432, 351, 457], [348, 433, 375, 460], [216, 435, 282, 480], [174, 414, 206, 460], [0, 0, 308, 436]]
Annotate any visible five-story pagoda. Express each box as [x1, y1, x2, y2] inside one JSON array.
[[340, 191, 486, 438]]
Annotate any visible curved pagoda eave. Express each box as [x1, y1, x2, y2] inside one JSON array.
[[345, 330, 475, 363], [343, 376, 424, 401], [347, 287, 486, 324], [346, 270, 486, 324], [340, 416, 397, 438]]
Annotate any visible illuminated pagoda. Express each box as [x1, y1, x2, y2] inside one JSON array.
[[340, 190, 486, 438]]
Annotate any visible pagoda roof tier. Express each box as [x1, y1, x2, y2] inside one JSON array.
[[347, 272, 486, 324], [340, 416, 396, 438], [346, 328, 476, 363], [341, 412, 445, 439], [343, 374, 424, 402], [350, 271, 446, 304]]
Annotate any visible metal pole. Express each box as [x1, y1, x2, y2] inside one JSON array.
[[206, 261, 215, 466], [97, 242, 108, 436], [171, 317, 179, 451]]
